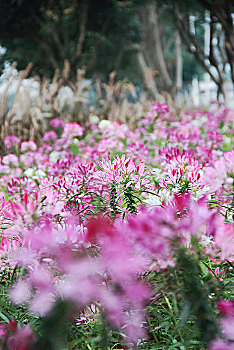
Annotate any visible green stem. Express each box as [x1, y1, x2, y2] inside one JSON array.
[[146, 315, 159, 344], [162, 292, 185, 346], [140, 190, 160, 197]]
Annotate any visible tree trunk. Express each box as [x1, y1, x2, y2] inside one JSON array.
[[175, 30, 183, 92], [137, 1, 175, 97], [137, 51, 159, 100]]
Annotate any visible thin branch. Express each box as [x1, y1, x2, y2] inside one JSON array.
[[75, 0, 89, 58], [196, 0, 230, 32], [176, 11, 221, 87]]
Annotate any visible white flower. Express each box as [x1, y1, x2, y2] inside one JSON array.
[[24, 168, 34, 177], [49, 151, 60, 163], [24, 167, 46, 179], [98, 119, 111, 130], [194, 185, 210, 200], [72, 139, 79, 144], [145, 194, 162, 206], [226, 177, 233, 184], [223, 135, 231, 145], [151, 168, 163, 181], [144, 188, 171, 206], [89, 115, 100, 124], [35, 169, 46, 178]]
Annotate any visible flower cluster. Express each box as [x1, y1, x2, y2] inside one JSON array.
[[0, 104, 233, 348]]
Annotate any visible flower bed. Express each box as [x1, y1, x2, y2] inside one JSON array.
[[0, 104, 233, 349]]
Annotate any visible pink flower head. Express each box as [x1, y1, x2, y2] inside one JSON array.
[[21, 141, 37, 152], [62, 122, 84, 139], [224, 150, 234, 174], [173, 192, 191, 213], [42, 131, 57, 142], [4, 135, 20, 149], [97, 138, 118, 153], [218, 300, 234, 317], [0, 321, 36, 350], [49, 118, 65, 128], [2, 154, 19, 167], [0, 323, 8, 341], [210, 300, 234, 349], [209, 339, 233, 350], [98, 154, 149, 189], [147, 103, 170, 119], [86, 215, 113, 244], [7, 325, 36, 350]]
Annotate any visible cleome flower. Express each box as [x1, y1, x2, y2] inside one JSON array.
[[98, 154, 150, 189]]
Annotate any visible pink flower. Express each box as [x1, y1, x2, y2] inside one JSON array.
[[62, 122, 84, 139], [7, 325, 36, 350], [4, 135, 20, 149], [2, 154, 19, 167], [213, 221, 234, 261], [98, 154, 149, 189], [76, 304, 100, 325], [209, 339, 233, 350], [221, 316, 234, 341], [102, 121, 129, 140], [0, 322, 36, 350], [210, 300, 234, 349], [218, 300, 234, 317], [42, 131, 57, 142], [21, 141, 37, 152], [49, 118, 65, 128], [0, 323, 8, 341], [147, 103, 170, 118], [203, 150, 234, 192], [97, 138, 119, 153]]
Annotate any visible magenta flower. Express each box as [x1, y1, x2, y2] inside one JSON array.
[[147, 103, 170, 118], [98, 154, 149, 189], [62, 122, 84, 139], [0, 321, 36, 350], [7, 325, 36, 350], [209, 300, 234, 349], [49, 118, 65, 128], [218, 300, 234, 317], [42, 130, 57, 142], [4, 135, 20, 149], [21, 141, 37, 152]]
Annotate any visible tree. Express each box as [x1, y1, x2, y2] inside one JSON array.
[[137, 1, 199, 99], [0, 0, 140, 80], [196, 0, 234, 83], [154, 0, 234, 100]]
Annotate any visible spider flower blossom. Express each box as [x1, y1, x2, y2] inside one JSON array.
[[42, 130, 57, 142], [4, 135, 20, 149], [98, 154, 150, 189], [101, 121, 129, 140], [2, 154, 19, 167], [62, 122, 84, 139], [160, 152, 204, 196], [147, 103, 170, 118], [49, 118, 65, 128], [0, 321, 36, 350], [21, 140, 37, 152], [203, 150, 234, 192], [10, 217, 151, 344], [210, 300, 234, 350]]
